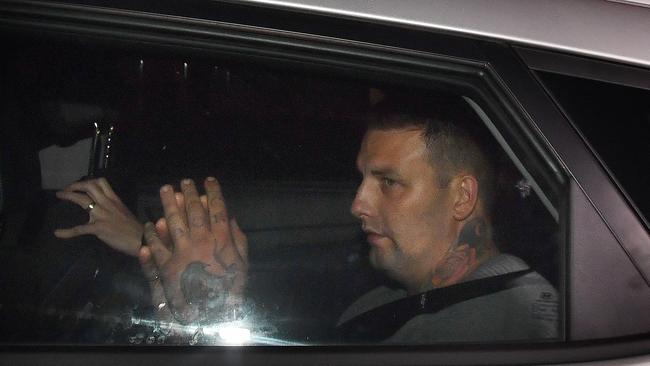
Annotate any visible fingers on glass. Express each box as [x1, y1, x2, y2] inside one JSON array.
[[155, 217, 173, 251], [230, 218, 248, 263], [160, 184, 191, 250], [174, 192, 188, 226], [204, 177, 231, 245], [181, 179, 209, 239], [138, 245, 158, 279], [144, 221, 172, 265]]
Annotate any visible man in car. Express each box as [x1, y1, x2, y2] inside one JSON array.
[[57, 95, 558, 342]]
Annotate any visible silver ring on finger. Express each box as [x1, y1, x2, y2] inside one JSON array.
[[85, 201, 96, 212], [149, 272, 161, 282]]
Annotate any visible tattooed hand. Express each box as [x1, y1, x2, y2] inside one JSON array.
[[140, 177, 248, 325]]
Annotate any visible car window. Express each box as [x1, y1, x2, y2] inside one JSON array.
[[536, 71, 650, 226], [0, 38, 562, 346]]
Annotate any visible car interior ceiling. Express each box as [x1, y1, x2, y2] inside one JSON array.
[[0, 40, 559, 344]]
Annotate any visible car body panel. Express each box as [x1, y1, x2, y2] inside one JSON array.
[[235, 0, 650, 68], [1, 0, 649, 365]]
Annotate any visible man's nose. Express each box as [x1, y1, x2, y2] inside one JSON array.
[[350, 182, 370, 219]]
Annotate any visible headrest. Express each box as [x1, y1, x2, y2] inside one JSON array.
[[42, 101, 118, 147]]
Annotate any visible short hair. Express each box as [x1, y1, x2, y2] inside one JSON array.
[[367, 92, 496, 213]]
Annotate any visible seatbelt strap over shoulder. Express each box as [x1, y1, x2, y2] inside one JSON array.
[[337, 269, 534, 342]]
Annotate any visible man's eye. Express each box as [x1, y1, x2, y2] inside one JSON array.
[[382, 177, 397, 187]]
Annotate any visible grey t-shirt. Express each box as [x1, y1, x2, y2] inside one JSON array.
[[338, 254, 559, 343]]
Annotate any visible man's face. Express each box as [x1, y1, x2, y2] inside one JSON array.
[[351, 128, 458, 291]]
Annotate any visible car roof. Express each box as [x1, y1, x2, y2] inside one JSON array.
[[235, 0, 650, 68]]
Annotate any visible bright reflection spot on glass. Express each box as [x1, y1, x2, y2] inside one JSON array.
[[200, 325, 251, 344], [218, 326, 251, 344]]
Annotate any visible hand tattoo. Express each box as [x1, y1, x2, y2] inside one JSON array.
[[180, 261, 237, 322], [210, 212, 228, 225]]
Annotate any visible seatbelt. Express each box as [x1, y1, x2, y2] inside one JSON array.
[[337, 269, 536, 342]]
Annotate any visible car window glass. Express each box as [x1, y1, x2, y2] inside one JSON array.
[[536, 71, 650, 225], [0, 41, 561, 345]]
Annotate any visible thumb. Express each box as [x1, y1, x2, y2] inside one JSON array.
[[139, 246, 172, 322]]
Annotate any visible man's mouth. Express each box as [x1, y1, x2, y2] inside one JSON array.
[[363, 230, 385, 246]]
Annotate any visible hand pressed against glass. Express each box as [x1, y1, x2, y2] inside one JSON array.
[[140, 177, 248, 325]]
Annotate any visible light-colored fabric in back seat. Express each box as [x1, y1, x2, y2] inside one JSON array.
[[39, 138, 92, 190]]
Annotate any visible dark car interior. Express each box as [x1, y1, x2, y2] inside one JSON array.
[[0, 38, 559, 345]]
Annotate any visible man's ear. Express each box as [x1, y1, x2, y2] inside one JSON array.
[[452, 175, 479, 221]]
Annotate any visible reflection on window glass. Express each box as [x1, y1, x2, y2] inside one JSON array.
[[537, 71, 650, 224], [0, 40, 560, 345]]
